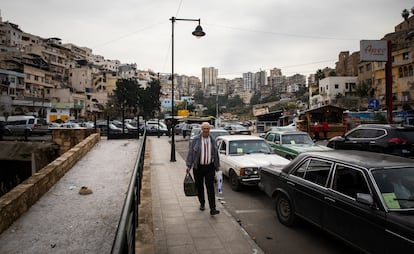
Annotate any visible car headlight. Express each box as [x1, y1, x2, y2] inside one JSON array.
[[240, 167, 259, 176]]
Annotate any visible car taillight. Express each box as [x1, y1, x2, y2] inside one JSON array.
[[387, 138, 407, 144], [34, 124, 38, 129]]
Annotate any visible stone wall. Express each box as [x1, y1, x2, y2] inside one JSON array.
[[52, 128, 100, 155], [0, 133, 101, 234]]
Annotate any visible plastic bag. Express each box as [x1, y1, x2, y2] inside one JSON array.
[[183, 173, 198, 196], [216, 171, 223, 194]]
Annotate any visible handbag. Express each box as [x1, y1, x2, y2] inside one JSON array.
[[183, 172, 198, 196]]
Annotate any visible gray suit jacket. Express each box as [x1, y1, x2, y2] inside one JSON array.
[[186, 134, 220, 170]]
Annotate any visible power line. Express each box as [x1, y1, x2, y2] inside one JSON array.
[[205, 23, 359, 41], [91, 21, 167, 48]]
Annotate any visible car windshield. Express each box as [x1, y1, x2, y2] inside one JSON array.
[[229, 140, 272, 155], [281, 134, 314, 145], [372, 167, 414, 209], [210, 131, 229, 139], [233, 125, 248, 130]]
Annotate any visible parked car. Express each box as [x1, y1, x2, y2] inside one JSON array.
[[189, 127, 201, 141], [189, 128, 229, 143], [263, 130, 332, 160], [259, 123, 297, 138], [95, 121, 123, 135], [125, 123, 138, 133], [327, 124, 414, 158], [216, 135, 290, 191], [59, 122, 83, 128], [259, 150, 414, 253], [223, 124, 251, 135], [139, 123, 168, 136], [5, 115, 49, 136]]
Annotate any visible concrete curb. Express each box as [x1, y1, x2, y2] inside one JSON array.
[[136, 138, 155, 253]]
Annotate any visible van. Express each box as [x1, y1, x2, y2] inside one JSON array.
[[5, 115, 49, 136]]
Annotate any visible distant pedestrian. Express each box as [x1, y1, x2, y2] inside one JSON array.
[[186, 122, 220, 216], [166, 119, 172, 137], [313, 122, 320, 141], [182, 121, 188, 139], [322, 121, 329, 140]]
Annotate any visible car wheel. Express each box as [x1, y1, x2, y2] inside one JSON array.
[[275, 193, 296, 226], [230, 170, 242, 192]]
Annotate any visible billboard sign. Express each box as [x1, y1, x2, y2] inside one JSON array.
[[360, 40, 388, 61]]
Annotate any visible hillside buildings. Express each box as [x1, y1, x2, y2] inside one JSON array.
[[1, 9, 414, 122]]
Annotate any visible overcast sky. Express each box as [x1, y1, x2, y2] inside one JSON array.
[[1, 0, 411, 79]]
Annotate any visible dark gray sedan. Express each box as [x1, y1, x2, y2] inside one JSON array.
[[259, 150, 414, 253]]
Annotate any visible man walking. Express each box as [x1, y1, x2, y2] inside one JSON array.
[[186, 122, 220, 216]]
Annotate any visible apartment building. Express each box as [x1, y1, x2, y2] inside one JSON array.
[[310, 76, 357, 108], [202, 67, 217, 93], [358, 14, 414, 111]]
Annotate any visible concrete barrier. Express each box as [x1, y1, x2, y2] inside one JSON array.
[[0, 133, 101, 234]]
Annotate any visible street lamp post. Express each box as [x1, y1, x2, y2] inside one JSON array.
[[170, 16, 205, 162]]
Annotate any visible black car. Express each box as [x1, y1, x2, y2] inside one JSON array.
[[327, 124, 414, 157], [139, 123, 169, 136], [259, 150, 414, 253]]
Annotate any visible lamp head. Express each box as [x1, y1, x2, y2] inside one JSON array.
[[192, 25, 206, 38]]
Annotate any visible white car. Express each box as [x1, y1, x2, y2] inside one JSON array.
[[216, 135, 290, 191]]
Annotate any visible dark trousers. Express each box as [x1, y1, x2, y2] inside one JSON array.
[[194, 163, 216, 210]]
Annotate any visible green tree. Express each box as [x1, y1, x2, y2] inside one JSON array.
[[139, 79, 161, 119], [227, 95, 244, 108], [113, 78, 161, 120], [315, 69, 325, 85], [355, 81, 369, 98], [113, 78, 140, 118], [250, 92, 261, 105]]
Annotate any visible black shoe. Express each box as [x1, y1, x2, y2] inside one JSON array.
[[199, 205, 205, 211], [210, 209, 220, 216]]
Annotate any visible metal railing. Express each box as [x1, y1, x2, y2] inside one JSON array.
[[111, 129, 147, 254]]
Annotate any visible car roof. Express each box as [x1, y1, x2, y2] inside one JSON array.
[[291, 150, 414, 171], [356, 124, 414, 130], [210, 129, 228, 133], [217, 135, 263, 141], [266, 130, 308, 135]]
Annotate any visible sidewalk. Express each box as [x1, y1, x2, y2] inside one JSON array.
[[148, 136, 264, 254], [0, 138, 141, 253]]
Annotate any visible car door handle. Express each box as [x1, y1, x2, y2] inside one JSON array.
[[324, 197, 335, 203], [287, 181, 295, 187]]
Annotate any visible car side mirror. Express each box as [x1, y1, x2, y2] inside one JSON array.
[[356, 193, 374, 206]]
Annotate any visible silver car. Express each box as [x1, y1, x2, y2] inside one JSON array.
[[215, 135, 290, 191]]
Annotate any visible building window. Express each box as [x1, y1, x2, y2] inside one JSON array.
[[409, 65, 413, 76], [345, 83, 349, 89], [403, 52, 409, 60], [399, 67, 403, 78], [366, 63, 371, 71], [359, 66, 364, 74], [335, 84, 339, 89]]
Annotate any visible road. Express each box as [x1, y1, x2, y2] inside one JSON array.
[[175, 138, 358, 254]]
